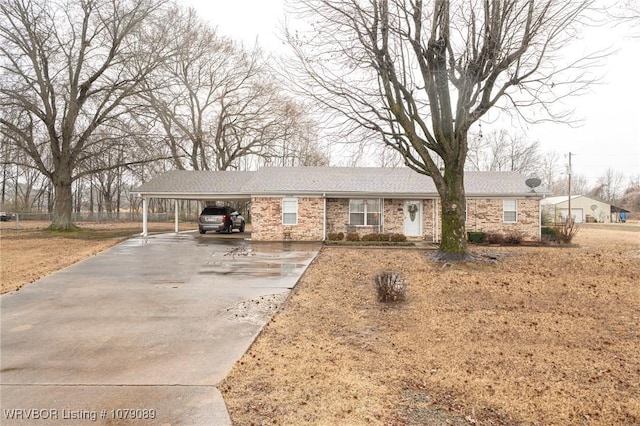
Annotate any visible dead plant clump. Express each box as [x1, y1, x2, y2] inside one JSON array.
[[221, 227, 640, 425], [374, 270, 408, 302]]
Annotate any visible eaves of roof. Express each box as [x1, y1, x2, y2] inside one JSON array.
[[250, 190, 543, 198], [136, 192, 252, 200]]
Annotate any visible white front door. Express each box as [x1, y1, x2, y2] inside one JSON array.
[[403, 200, 422, 237]]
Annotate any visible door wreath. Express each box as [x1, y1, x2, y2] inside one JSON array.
[[408, 203, 419, 221]]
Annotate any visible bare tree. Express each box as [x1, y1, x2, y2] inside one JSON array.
[[286, 0, 604, 257], [141, 7, 246, 170], [550, 173, 588, 197], [254, 97, 330, 167], [141, 7, 322, 172], [539, 150, 562, 190], [588, 168, 626, 203], [620, 174, 640, 212], [377, 146, 404, 168], [466, 129, 541, 176], [13, 157, 47, 211], [0, 0, 169, 230], [609, 0, 640, 36]]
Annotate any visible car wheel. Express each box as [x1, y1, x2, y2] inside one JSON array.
[[199, 228, 206, 234], [239, 221, 245, 233]]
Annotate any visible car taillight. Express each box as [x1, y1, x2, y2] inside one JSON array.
[[198, 214, 202, 221], [222, 214, 228, 222]]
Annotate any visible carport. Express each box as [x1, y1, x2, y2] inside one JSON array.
[[134, 170, 255, 236]]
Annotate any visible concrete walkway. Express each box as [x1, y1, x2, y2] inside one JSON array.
[[1, 233, 320, 425]]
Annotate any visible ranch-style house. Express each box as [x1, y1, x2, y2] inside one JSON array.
[[135, 167, 549, 242]]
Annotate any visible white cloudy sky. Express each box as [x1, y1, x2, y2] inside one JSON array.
[[184, 0, 639, 186]]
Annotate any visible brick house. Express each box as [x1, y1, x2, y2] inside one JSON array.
[[135, 167, 548, 241]]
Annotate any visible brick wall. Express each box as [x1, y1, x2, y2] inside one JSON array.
[[325, 199, 349, 234], [251, 196, 324, 241], [383, 199, 404, 234], [423, 199, 437, 242], [251, 196, 540, 242], [465, 198, 540, 241]]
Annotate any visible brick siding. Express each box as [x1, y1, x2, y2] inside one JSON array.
[[251, 196, 324, 241], [465, 198, 539, 241], [251, 196, 540, 242]]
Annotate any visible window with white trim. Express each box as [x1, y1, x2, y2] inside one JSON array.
[[503, 199, 517, 223], [349, 199, 381, 226], [282, 198, 298, 225]]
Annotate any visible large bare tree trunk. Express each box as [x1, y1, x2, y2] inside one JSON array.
[[51, 169, 75, 231], [439, 170, 467, 258]]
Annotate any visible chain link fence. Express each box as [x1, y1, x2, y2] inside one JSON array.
[[5, 212, 190, 222]]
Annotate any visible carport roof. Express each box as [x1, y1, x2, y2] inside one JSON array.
[[134, 170, 255, 199], [134, 167, 549, 199]]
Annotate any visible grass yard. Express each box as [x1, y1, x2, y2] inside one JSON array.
[[0, 220, 188, 294], [221, 225, 640, 425]]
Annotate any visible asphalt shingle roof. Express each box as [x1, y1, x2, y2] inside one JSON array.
[[134, 167, 548, 198], [135, 170, 255, 196], [246, 167, 436, 194]]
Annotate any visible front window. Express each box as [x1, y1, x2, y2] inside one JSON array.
[[282, 198, 298, 225], [503, 199, 517, 223], [349, 199, 380, 226]]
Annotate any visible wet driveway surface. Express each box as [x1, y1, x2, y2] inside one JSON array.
[[0, 233, 320, 425]]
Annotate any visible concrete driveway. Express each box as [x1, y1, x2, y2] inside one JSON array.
[[0, 232, 320, 425]]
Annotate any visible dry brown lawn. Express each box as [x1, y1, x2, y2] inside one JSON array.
[[0, 220, 189, 294], [221, 225, 640, 425], [1, 222, 639, 425]]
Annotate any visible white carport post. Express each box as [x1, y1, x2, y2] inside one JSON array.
[[174, 199, 179, 234], [142, 197, 148, 237]]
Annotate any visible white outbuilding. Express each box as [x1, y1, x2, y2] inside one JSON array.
[[541, 195, 621, 223]]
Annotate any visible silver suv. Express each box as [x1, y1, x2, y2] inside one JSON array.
[[198, 206, 245, 234]]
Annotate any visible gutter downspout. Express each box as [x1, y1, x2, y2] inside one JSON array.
[[142, 197, 148, 237], [432, 199, 436, 243], [174, 199, 179, 234], [323, 194, 327, 241], [538, 200, 542, 241], [380, 198, 384, 234]]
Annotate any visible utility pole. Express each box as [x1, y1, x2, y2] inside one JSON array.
[[567, 152, 573, 224]]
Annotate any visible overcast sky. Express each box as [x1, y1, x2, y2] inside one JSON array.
[[184, 0, 639, 187]]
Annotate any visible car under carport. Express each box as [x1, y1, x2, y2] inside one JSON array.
[[135, 170, 254, 236]]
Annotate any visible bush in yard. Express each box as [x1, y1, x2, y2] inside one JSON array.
[[467, 231, 486, 244], [327, 232, 344, 241], [346, 232, 360, 242], [486, 232, 505, 244], [361, 233, 381, 242], [541, 226, 557, 242], [374, 271, 407, 302], [389, 233, 407, 242], [555, 220, 580, 244], [503, 230, 524, 245]]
